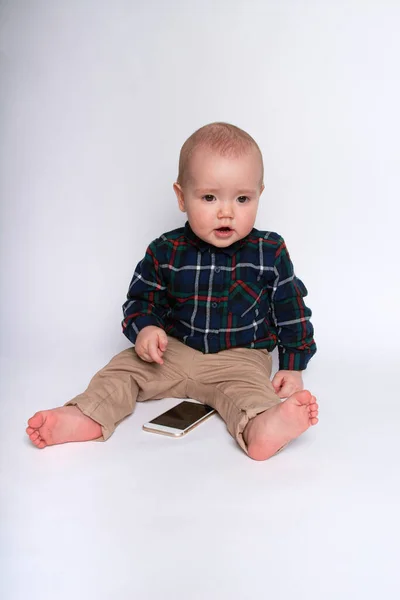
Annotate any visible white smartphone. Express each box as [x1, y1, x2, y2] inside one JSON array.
[[143, 401, 215, 437]]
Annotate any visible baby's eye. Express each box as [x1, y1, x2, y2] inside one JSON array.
[[202, 195, 216, 202], [237, 196, 249, 203]]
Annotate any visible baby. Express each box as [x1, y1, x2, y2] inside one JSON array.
[[26, 122, 318, 460]]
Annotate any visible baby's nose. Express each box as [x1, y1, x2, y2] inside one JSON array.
[[217, 203, 234, 218]]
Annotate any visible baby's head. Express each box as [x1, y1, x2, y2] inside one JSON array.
[[174, 122, 264, 248]]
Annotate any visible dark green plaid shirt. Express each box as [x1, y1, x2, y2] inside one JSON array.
[[122, 222, 316, 370]]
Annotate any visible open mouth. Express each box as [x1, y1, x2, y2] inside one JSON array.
[[215, 227, 234, 237]]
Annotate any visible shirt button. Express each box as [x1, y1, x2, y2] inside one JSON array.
[[215, 267, 221, 273], [212, 302, 218, 308]]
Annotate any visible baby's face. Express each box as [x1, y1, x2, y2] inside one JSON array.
[[174, 147, 264, 248]]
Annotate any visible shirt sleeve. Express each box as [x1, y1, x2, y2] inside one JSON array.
[[271, 237, 317, 370], [122, 241, 169, 345]]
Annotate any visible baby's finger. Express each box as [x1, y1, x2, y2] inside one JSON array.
[[134, 346, 143, 359], [278, 384, 293, 398], [138, 351, 152, 363], [158, 332, 168, 352], [272, 380, 281, 393], [271, 373, 284, 392], [148, 338, 163, 364], [135, 345, 151, 362]]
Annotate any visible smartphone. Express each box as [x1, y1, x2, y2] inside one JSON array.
[[143, 401, 215, 437]]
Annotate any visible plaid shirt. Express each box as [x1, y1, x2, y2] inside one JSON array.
[[122, 222, 316, 370]]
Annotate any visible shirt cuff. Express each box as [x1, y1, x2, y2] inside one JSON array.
[[278, 348, 311, 371], [123, 315, 165, 345], [134, 315, 165, 331]]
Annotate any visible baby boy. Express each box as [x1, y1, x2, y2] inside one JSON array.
[[26, 122, 318, 460]]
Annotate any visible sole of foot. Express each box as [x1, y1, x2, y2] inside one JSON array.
[[245, 390, 319, 461], [26, 406, 102, 449]]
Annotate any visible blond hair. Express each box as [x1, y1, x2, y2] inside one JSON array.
[[177, 122, 264, 186]]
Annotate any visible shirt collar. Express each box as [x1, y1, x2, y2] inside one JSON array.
[[184, 221, 251, 256]]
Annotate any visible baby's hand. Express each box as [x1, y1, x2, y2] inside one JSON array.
[[135, 326, 168, 364], [271, 370, 304, 399]]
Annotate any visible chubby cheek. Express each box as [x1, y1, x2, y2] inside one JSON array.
[[239, 211, 257, 234], [187, 207, 212, 231]]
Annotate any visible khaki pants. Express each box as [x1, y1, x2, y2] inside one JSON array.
[[66, 336, 281, 454]]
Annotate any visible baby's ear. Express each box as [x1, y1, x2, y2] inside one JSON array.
[[173, 182, 186, 212]]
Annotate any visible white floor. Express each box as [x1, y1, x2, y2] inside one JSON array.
[[1, 353, 399, 600]]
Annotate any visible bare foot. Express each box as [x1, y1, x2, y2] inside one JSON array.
[[26, 406, 102, 449], [243, 390, 319, 461]]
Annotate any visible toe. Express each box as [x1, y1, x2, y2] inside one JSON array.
[[32, 436, 45, 448], [26, 427, 34, 435], [30, 431, 40, 442], [310, 417, 319, 425], [28, 412, 45, 429], [294, 390, 313, 405]]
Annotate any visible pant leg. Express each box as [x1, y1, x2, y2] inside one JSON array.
[[65, 337, 195, 440], [187, 346, 281, 454]]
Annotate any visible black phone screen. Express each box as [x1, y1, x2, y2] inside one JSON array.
[[149, 401, 214, 430]]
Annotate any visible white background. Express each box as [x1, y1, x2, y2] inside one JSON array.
[[1, 1, 399, 599]]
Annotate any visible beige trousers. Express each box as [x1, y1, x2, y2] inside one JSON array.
[[66, 336, 281, 454]]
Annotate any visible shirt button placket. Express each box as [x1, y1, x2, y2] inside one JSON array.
[[211, 265, 222, 351]]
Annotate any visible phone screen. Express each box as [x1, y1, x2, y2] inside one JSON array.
[[149, 401, 214, 430]]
